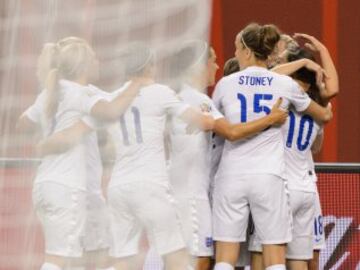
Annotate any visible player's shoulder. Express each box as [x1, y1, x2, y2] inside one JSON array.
[[267, 70, 297, 85]]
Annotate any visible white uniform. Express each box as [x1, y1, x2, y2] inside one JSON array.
[[26, 80, 104, 257], [169, 84, 223, 256], [82, 85, 112, 252], [212, 66, 311, 244], [313, 185, 326, 250], [249, 110, 323, 260], [107, 83, 189, 257]]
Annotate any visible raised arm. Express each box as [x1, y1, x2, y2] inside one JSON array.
[[311, 132, 324, 154], [213, 98, 288, 141], [271, 58, 327, 87], [90, 78, 153, 122], [303, 101, 332, 124], [294, 33, 339, 103]]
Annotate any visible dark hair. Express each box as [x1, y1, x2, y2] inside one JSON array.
[[223, 57, 240, 76], [287, 48, 323, 104], [240, 23, 281, 61]]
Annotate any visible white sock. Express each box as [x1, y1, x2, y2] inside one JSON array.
[[214, 262, 234, 270], [97, 268, 116, 270], [40, 262, 62, 270], [265, 264, 286, 270]]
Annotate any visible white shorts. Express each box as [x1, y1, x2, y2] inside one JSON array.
[[176, 197, 213, 257], [83, 192, 110, 251], [107, 182, 185, 258], [32, 183, 86, 257], [313, 187, 325, 250], [249, 189, 315, 260], [287, 190, 315, 260], [213, 174, 292, 244]]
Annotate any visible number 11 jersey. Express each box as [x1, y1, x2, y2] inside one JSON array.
[[213, 66, 311, 178], [108, 82, 189, 188]]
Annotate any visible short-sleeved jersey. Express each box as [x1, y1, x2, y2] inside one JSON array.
[[213, 66, 311, 178], [169, 84, 223, 199], [108, 83, 189, 188], [282, 110, 322, 192], [24, 80, 105, 190]]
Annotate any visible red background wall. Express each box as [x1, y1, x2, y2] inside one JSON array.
[[210, 0, 360, 162]]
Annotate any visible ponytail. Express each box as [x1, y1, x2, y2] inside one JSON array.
[[239, 23, 281, 61], [36, 43, 59, 87], [45, 68, 60, 123]]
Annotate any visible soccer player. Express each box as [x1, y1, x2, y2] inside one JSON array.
[[17, 39, 152, 270], [249, 33, 338, 270], [212, 23, 333, 270]]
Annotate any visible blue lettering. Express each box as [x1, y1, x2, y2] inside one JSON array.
[[239, 76, 244, 85]]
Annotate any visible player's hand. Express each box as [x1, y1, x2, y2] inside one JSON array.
[[270, 98, 288, 126], [293, 33, 327, 53], [325, 102, 333, 121], [304, 59, 329, 87]]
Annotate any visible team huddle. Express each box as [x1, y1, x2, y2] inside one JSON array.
[[17, 22, 338, 270]]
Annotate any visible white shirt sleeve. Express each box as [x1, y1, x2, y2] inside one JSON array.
[[162, 87, 190, 117], [22, 91, 45, 124], [288, 80, 312, 112], [212, 78, 225, 112]]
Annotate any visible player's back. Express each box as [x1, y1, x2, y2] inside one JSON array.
[[282, 110, 321, 191], [214, 66, 311, 178], [109, 83, 188, 187], [33, 80, 100, 190], [169, 84, 222, 198]]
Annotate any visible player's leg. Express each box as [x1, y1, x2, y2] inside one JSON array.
[[192, 199, 214, 270], [33, 183, 87, 270], [307, 250, 320, 270], [139, 183, 188, 270], [308, 188, 325, 270], [107, 185, 143, 270], [81, 192, 112, 269], [213, 177, 250, 269], [250, 252, 264, 270], [249, 175, 292, 270], [286, 190, 315, 270]]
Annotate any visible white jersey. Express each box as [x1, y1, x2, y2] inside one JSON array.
[[282, 110, 322, 192], [24, 80, 104, 190], [84, 84, 115, 193], [169, 84, 223, 199], [108, 83, 189, 188], [213, 66, 311, 178]]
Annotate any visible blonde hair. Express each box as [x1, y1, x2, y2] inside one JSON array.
[[36, 43, 60, 87], [43, 40, 96, 122]]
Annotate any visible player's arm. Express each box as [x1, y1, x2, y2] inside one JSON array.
[[271, 59, 327, 87], [213, 98, 288, 141], [294, 33, 339, 104], [90, 78, 153, 122], [303, 101, 332, 124], [16, 114, 39, 134], [37, 120, 92, 157], [178, 108, 215, 131], [311, 131, 324, 154]]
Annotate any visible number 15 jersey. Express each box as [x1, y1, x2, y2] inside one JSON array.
[[213, 66, 311, 178], [108, 82, 189, 188]]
